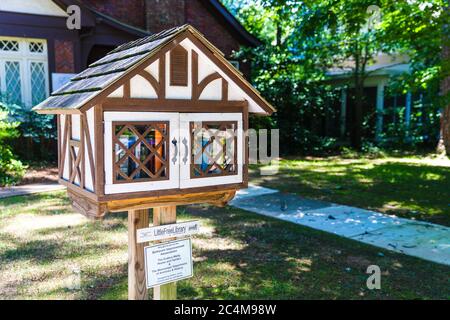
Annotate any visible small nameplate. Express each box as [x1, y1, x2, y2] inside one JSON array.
[[137, 220, 200, 243]]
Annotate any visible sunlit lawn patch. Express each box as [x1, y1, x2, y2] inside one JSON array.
[[252, 155, 450, 226], [0, 191, 449, 300]]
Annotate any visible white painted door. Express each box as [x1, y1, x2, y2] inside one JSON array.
[[179, 113, 243, 189], [104, 112, 180, 194]]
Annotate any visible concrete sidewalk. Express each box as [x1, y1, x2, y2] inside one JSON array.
[[230, 185, 450, 266], [0, 183, 65, 199]]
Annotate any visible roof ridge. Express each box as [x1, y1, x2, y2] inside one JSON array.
[[108, 25, 190, 55]]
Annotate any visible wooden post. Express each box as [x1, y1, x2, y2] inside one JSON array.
[[153, 205, 177, 300], [128, 209, 149, 300]]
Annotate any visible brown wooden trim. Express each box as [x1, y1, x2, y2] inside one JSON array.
[[59, 114, 69, 179], [80, 114, 85, 189], [243, 103, 249, 188], [57, 115, 61, 178], [138, 70, 160, 98], [222, 79, 229, 102], [61, 178, 98, 202], [67, 115, 73, 181], [191, 50, 198, 99], [190, 121, 238, 179], [159, 54, 166, 100], [186, 32, 275, 115], [112, 121, 170, 184], [79, 32, 189, 113], [103, 98, 247, 111], [82, 113, 96, 187], [94, 104, 105, 196], [69, 143, 82, 184], [97, 182, 244, 202], [124, 81, 131, 99], [66, 187, 106, 220], [107, 189, 237, 212], [35, 109, 82, 115], [194, 72, 221, 100], [170, 45, 188, 86]]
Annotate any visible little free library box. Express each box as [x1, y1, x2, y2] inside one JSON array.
[[33, 25, 275, 219]]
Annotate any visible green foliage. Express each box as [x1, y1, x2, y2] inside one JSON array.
[[0, 107, 26, 186], [4, 101, 56, 142], [1, 97, 56, 161], [224, 0, 447, 154]]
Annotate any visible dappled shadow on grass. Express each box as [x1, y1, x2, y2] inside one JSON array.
[[252, 159, 450, 226], [180, 205, 450, 300], [82, 264, 128, 300]]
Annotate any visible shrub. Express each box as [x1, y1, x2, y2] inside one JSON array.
[[0, 109, 26, 186], [1, 99, 57, 162]]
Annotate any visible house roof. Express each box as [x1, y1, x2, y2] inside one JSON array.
[[327, 62, 411, 79], [55, 0, 261, 47], [54, 0, 150, 37], [33, 24, 275, 115]]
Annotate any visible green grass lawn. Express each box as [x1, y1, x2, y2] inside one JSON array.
[[251, 154, 450, 226], [0, 191, 448, 300]]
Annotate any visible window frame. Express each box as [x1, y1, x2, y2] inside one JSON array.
[[0, 36, 49, 108], [112, 121, 171, 184]]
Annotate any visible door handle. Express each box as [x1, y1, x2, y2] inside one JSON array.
[[171, 138, 178, 165], [182, 137, 188, 165]]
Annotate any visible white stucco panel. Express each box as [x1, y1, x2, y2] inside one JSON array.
[[198, 78, 222, 100], [130, 75, 157, 99], [145, 60, 159, 82], [61, 115, 70, 181], [108, 86, 124, 98], [83, 107, 95, 192], [71, 114, 81, 140], [177, 38, 266, 114]]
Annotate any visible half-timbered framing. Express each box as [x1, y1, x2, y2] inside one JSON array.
[[34, 25, 275, 219]]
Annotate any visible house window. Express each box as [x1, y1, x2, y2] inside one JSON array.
[[113, 122, 169, 183], [0, 37, 48, 107]]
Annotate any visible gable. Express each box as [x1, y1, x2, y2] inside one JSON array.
[[33, 25, 275, 115], [0, 0, 68, 17]]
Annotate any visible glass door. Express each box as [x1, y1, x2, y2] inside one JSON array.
[[179, 113, 243, 189], [104, 112, 180, 195]]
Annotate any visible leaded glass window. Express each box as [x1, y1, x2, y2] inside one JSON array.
[[30, 62, 46, 105], [4, 61, 22, 105], [29, 42, 44, 53], [0, 37, 48, 106], [0, 40, 19, 52]]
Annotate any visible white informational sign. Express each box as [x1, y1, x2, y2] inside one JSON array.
[[52, 73, 76, 91], [144, 238, 193, 288], [137, 220, 200, 243]]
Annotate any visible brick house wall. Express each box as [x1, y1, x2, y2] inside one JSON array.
[[144, 0, 185, 32], [144, 0, 243, 57], [185, 0, 242, 57], [80, 0, 146, 28], [54, 40, 75, 73]]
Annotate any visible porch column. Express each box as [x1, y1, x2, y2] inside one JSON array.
[[340, 88, 347, 138], [375, 81, 385, 141], [405, 92, 412, 129]]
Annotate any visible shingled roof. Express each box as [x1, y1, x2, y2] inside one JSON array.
[[33, 25, 275, 115]]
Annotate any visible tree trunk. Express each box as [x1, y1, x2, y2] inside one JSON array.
[[438, 104, 450, 155]]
